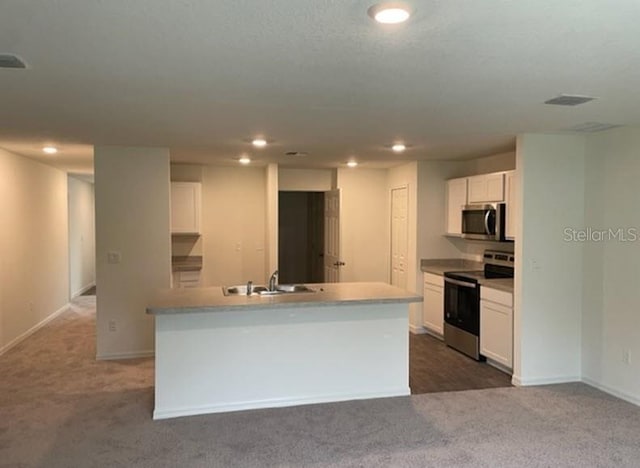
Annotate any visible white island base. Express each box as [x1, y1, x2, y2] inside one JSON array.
[[153, 301, 410, 420]]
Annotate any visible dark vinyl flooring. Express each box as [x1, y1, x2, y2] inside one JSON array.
[[409, 332, 512, 394]]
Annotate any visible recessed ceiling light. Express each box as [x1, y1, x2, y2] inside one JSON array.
[[252, 138, 267, 148], [368, 2, 413, 24], [347, 161, 358, 168], [42, 146, 58, 154], [239, 156, 251, 165], [392, 143, 406, 153]]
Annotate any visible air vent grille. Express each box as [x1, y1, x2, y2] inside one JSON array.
[[566, 122, 622, 133], [544, 94, 595, 106], [285, 151, 309, 157], [0, 54, 27, 69]]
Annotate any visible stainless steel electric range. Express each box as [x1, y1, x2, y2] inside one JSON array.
[[443, 250, 514, 360]]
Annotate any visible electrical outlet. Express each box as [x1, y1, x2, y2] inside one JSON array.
[[108, 320, 117, 332], [28, 301, 34, 313], [623, 349, 632, 365], [107, 251, 122, 264]]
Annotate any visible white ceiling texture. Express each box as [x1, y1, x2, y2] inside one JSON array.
[[1, 0, 640, 174]]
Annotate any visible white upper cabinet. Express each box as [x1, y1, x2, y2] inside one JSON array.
[[445, 178, 467, 235], [171, 182, 202, 234], [504, 171, 516, 240], [468, 173, 505, 203]]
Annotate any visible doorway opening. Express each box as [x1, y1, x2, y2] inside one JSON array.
[[278, 191, 325, 284]]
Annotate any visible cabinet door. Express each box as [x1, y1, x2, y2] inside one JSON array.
[[172, 270, 201, 289], [468, 174, 505, 203], [505, 171, 516, 240], [480, 299, 513, 368], [485, 173, 505, 202], [171, 182, 202, 234], [423, 283, 444, 335], [446, 178, 467, 235]]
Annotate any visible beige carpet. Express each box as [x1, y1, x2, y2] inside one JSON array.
[[1, 296, 639, 467]]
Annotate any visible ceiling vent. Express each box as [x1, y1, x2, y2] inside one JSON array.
[[544, 94, 596, 106], [566, 122, 622, 133], [285, 151, 309, 157], [0, 54, 27, 69]]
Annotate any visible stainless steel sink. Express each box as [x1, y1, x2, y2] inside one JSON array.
[[222, 284, 316, 296], [274, 284, 315, 293], [222, 285, 269, 296]]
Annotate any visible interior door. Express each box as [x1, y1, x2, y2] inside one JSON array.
[[390, 186, 408, 288], [324, 189, 342, 282]]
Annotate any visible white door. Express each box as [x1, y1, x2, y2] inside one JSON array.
[[390, 187, 408, 289], [324, 189, 342, 282]]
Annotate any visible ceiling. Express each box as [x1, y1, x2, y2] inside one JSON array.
[[1, 0, 639, 174]]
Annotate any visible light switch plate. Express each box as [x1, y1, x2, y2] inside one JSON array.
[[107, 251, 122, 264]]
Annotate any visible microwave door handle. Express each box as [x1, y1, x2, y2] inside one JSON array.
[[484, 210, 491, 235]]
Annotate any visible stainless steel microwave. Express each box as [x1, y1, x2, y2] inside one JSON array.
[[461, 203, 506, 241]]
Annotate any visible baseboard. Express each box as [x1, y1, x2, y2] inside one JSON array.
[[486, 358, 512, 376], [582, 377, 640, 408], [71, 282, 96, 299], [153, 387, 411, 420], [409, 324, 427, 335], [0, 303, 69, 356], [96, 350, 155, 360], [511, 374, 581, 387], [424, 328, 444, 340]]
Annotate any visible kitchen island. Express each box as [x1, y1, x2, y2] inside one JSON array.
[[147, 282, 422, 420]]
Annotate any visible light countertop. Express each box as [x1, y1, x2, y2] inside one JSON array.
[[479, 278, 514, 293], [421, 258, 514, 293], [420, 258, 484, 276], [147, 281, 423, 315]]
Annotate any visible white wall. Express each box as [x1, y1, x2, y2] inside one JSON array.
[[336, 168, 389, 283], [201, 165, 267, 286], [514, 134, 584, 385], [0, 148, 69, 354], [68, 176, 96, 297], [581, 127, 640, 404], [469, 151, 516, 175], [417, 159, 474, 262], [94, 147, 171, 359], [279, 168, 333, 192], [170, 163, 203, 182]]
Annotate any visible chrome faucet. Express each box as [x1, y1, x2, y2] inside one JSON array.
[[268, 270, 279, 291]]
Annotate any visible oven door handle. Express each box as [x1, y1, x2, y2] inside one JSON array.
[[444, 277, 478, 288], [484, 210, 491, 235]]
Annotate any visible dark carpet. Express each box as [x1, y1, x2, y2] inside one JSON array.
[[1, 297, 639, 467]]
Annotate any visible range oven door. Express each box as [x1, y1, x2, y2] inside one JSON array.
[[444, 276, 480, 336]]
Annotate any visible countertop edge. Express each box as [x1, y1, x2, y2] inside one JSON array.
[[147, 294, 423, 315]]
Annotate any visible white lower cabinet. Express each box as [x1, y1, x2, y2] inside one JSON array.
[[172, 270, 201, 289], [480, 286, 513, 370], [422, 272, 444, 335]]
